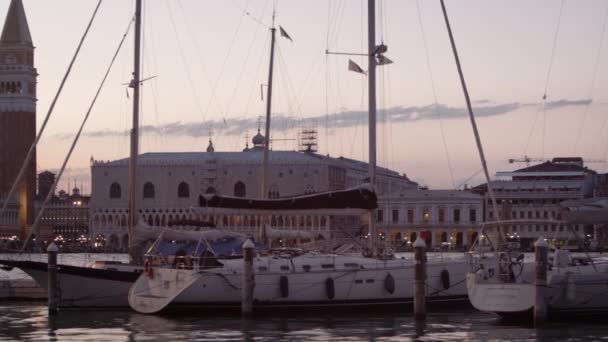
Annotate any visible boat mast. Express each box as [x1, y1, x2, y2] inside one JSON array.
[[261, 13, 277, 200], [367, 0, 377, 254], [128, 0, 142, 263]]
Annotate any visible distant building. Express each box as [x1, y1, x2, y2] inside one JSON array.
[[36, 186, 90, 246], [376, 189, 483, 250], [89, 135, 418, 250], [0, 0, 37, 239], [0, 197, 20, 240], [37, 170, 55, 200], [473, 157, 596, 249]]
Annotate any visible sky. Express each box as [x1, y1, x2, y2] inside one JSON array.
[[5, 0, 608, 193]]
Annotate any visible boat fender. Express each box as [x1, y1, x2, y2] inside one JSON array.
[[384, 273, 395, 294], [279, 275, 289, 298], [325, 277, 335, 300], [144, 260, 154, 279], [440, 269, 450, 290]]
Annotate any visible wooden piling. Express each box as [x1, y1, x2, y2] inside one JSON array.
[[534, 237, 549, 326], [47, 242, 59, 314], [413, 237, 427, 320], [242, 239, 255, 316]]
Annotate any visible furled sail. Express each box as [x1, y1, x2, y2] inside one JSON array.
[[198, 184, 377, 211]]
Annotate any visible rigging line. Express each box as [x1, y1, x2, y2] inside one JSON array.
[[440, 0, 504, 247], [329, 0, 347, 49], [142, 1, 163, 149], [224, 0, 270, 120], [175, 1, 249, 135], [242, 34, 270, 121], [165, 1, 207, 140], [0, 0, 104, 221], [574, 4, 608, 155], [186, 0, 250, 119], [228, 0, 271, 29], [523, 0, 565, 157], [21, 15, 133, 252], [415, 0, 455, 189]]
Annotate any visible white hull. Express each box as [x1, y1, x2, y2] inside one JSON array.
[[130, 254, 469, 313], [467, 256, 608, 317]]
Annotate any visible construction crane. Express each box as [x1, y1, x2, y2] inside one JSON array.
[[508, 155, 544, 166]]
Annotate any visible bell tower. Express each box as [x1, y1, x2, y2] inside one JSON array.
[[0, 0, 36, 236]]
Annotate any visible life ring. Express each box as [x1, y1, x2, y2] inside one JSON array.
[[144, 260, 154, 279]]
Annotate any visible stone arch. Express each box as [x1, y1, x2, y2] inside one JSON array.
[[121, 234, 129, 251], [410, 232, 417, 243], [108, 234, 119, 250]]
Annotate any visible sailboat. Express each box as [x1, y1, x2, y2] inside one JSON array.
[[0, 0, 147, 308], [466, 200, 608, 317], [127, 0, 469, 314]]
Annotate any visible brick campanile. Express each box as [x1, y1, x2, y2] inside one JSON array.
[[0, 0, 37, 237]]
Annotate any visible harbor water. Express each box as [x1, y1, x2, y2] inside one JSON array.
[[2, 253, 608, 341], [1, 303, 608, 341]]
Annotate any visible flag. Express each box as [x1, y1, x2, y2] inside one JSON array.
[[279, 26, 292, 42], [376, 54, 393, 65], [348, 59, 366, 74]]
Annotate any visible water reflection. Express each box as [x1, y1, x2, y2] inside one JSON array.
[[0, 304, 607, 342]]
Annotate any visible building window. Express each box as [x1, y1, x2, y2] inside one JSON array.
[[178, 182, 190, 198], [109, 182, 121, 199], [469, 209, 476, 223], [376, 209, 383, 222], [392, 209, 399, 223], [438, 208, 445, 223], [234, 181, 246, 197], [453, 208, 460, 223], [422, 209, 430, 223], [304, 184, 315, 194], [205, 186, 216, 194], [407, 209, 414, 223], [268, 185, 280, 199], [143, 182, 155, 199]]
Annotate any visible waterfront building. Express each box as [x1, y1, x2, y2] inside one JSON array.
[[89, 135, 418, 250], [0, 197, 20, 241], [473, 157, 597, 249], [376, 189, 483, 250], [36, 186, 90, 248], [0, 0, 37, 239]]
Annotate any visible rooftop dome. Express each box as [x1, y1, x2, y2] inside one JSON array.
[[252, 129, 265, 147]]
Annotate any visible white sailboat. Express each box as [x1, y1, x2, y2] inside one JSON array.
[[128, 0, 469, 314], [0, 0, 146, 308], [466, 201, 608, 318]]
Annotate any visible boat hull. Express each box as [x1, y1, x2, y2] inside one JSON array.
[[131, 256, 470, 313], [0, 260, 140, 307]]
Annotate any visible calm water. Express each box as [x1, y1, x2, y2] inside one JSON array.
[[1, 304, 608, 342], [3, 253, 608, 341]]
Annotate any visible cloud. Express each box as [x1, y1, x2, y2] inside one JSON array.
[[50, 98, 592, 140]]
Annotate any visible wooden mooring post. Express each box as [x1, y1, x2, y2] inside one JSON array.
[[534, 237, 549, 326], [47, 242, 59, 314], [413, 237, 427, 320], [242, 239, 255, 316]]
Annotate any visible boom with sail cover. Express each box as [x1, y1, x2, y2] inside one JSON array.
[[199, 185, 377, 211]]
